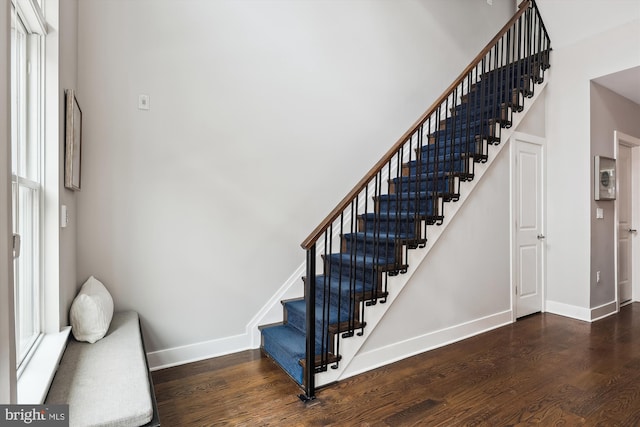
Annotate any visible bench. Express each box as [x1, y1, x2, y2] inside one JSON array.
[[45, 311, 160, 427]]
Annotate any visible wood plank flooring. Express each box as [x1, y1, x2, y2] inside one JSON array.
[[152, 303, 640, 426]]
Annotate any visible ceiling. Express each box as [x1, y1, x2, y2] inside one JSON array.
[[535, 0, 640, 50], [593, 66, 640, 106], [535, 0, 640, 105]]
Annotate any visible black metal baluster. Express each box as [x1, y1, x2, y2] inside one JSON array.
[[534, 5, 543, 81], [480, 56, 487, 172], [333, 214, 345, 370], [347, 197, 357, 338], [323, 225, 332, 370], [372, 173, 380, 304], [461, 74, 468, 166], [526, 5, 533, 93], [362, 182, 370, 334], [470, 64, 478, 176], [422, 116, 431, 241], [507, 25, 515, 116], [301, 245, 316, 402]]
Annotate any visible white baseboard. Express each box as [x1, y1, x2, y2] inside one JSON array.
[[340, 310, 512, 380], [545, 299, 617, 322], [590, 300, 617, 321], [147, 333, 250, 371], [146, 298, 619, 372], [545, 300, 590, 321]]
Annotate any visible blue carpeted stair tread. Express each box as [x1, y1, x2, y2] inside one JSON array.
[[420, 140, 480, 154], [391, 178, 456, 197], [429, 127, 490, 140], [344, 230, 407, 241], [454, 103, 507, 118], [360, 211, 420, 220], [406, 151, 471, 163], [343, 231, 416, 247], [393, 169, 461, 180], [376, 192, 439, 218], [312, 274, 382, 317], [370, 209, 434, 223], [439, 117, 493, 128], [285, 299, 353, 335], [326, 252, 398, 271], [376, 190, 438, 201], [359, 211, 422, 236], [403, 152, 472, 177], [261, 324, 306, 384], [312, 274, 371, 298]]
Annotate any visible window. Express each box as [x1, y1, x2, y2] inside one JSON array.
[[10, 0, 45, 371]]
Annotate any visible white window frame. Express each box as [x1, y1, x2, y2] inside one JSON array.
[[10, 0, 46, 377], [14, 0, 73, 404]]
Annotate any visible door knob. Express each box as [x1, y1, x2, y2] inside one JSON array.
[[537, 234, 546, 240], [630, 229, 638, 233]]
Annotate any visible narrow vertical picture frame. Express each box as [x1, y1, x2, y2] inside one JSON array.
[[64, 89, 82, 190]]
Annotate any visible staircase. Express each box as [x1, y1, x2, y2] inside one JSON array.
[[260, 0, 551, 400]]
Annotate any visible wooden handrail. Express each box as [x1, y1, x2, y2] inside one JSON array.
[[301, 0, 532, 250]]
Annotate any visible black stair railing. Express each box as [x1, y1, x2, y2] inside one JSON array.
[[299, 0, 550, 401]]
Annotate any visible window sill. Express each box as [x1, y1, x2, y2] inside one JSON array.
[[17, 326, 71, 404]]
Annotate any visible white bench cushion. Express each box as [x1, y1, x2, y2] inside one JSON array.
[[46, 311, 153, 427]]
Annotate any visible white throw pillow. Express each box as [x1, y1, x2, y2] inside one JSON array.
[[70, 276, 114, 343]]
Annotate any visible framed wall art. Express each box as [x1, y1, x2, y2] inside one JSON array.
[[594, 155, 616, 201], [64, 89, 82, 190]]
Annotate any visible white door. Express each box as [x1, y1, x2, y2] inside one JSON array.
[[618, 143, 633, 304], [513, 138, 544, 318]]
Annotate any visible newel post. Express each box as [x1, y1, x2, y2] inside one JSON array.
[[300, 245, 316, 402]]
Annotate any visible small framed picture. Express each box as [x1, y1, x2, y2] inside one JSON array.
[[594, 155, 616, 201], [64, 89, 82, 191]]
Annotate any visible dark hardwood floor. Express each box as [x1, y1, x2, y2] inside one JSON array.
[[152, 303, 640, 426]]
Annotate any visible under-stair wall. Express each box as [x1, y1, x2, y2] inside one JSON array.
[[345, 95, 548, 378], [348, 146, 512, 376], [315, 81, 548, 386]]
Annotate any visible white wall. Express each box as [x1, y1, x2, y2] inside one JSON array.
[[0, 0, 17, 405], [42, 0, 78, 333], [590, 83, 640, 308], [76, 0, 515, 357], [544, 18, 640, 316], [517, 91, 546, 138], [58, 0, 78, 327]]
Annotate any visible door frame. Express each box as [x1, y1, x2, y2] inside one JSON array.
[[510, 132, 547, 321], [614, 131, 640, 309]]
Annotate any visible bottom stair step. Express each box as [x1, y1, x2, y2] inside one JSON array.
[[262, 323, 343, 386], [262, 324, 305, 385]]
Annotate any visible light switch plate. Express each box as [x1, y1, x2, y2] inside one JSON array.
[[138, 94, 150, 110], [61, 204, 69, 228]]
